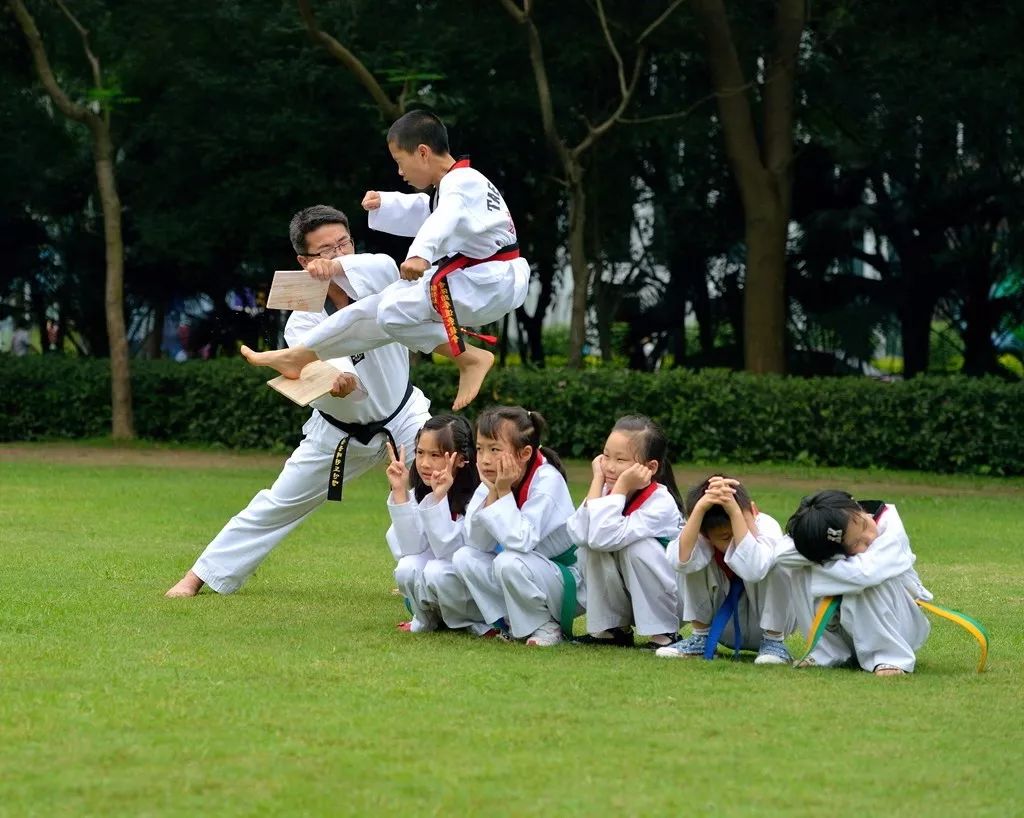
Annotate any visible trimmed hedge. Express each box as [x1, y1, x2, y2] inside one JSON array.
[[2, 356, 1022, 475]]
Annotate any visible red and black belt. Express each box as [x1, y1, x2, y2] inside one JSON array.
[[429, 243, 519, 355]]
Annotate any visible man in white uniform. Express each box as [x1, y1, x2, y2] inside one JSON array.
[[165, 205, 430, 597], [240, 110, 530, 412]]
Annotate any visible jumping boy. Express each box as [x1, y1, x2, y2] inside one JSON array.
[[240, 110, 530, 411]]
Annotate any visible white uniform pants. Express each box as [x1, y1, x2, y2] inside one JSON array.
[[192, 409, 423, 594], [582, 542, 680, 636], [680, 562, 796, 650], [302, 292, 392, 359], [393, 555, 491, 635], [303, 258, 527, 358], [395, 553, 441, 630], [453, 547, 584, 639], [809, 579, 930, 672]]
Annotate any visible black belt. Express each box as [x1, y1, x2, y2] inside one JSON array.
[[318, 379, 414, 501]]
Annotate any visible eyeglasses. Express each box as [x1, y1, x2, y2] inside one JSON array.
[[303, 237, 353, 258]]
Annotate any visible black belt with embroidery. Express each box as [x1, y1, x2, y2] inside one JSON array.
[[318, 379, 414, 501]]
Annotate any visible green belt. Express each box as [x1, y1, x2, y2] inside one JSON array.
[[550, 545, 579, 638]]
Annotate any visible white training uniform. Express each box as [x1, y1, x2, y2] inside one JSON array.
[[386, 491, 491, 635], [726, 504, 932, 672], [452, 459, 582, 638], [811, 505, 931, 672], [191, 254, 430, 593], [723, 525, 815, 637], [567, 484, 683, 637], [299, 162, 530, 359], [667, 513, 794, 651]]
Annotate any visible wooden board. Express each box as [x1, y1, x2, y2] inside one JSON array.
[[266, 360, 339, 406], [266, 270, 329, 312]]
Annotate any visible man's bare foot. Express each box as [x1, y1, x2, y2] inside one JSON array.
[[240, 344, 318, 379], [452, 347, 494, 411], [165, 570, 205, 598]]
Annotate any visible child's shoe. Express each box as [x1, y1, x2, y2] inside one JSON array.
[[525, 619, 563, 646], [641, 632, 682, 650], [574, 627, 634, 647], [654, 632, 707, 658], [754, 637, 792, 665], [397, 617, 435, 633], [478, 618, 512, 641]]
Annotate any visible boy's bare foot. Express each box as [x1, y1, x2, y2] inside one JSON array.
[[165, 570, 204, 598], [240, 344, 318, 379], [452, 346, 494, 411]]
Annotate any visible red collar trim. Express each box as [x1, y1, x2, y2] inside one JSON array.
[[514, 452, 544, 509], [623, 482, 659, 515], [713, 549, 736, 580]]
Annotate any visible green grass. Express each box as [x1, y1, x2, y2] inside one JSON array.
[[1, 444, 1023, 817]]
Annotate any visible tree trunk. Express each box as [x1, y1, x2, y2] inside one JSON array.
[[566, 174, 589, 368], [498, 314, 510, 366], [9, 0, 134, 438], [693, 0, 803, 375], [961, 259, 998, 376], [744, 207, 788, 374], [143, 301, 164, 359], [514, 255, 555, 367], [92, 123, 134, 438], [899, 292, 935, 378]]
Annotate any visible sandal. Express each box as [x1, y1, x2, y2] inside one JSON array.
[[574, 627, 634, 647], [641, 633, 682, 650]]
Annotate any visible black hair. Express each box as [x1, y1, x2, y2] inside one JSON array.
[[408, 414, 479, 517], [289, 205, 351, 255], [786, 490, 864, 564], [611, 415, 684, 511], [684, 474, 753, 535], [386, 109, 450, 155], [475, 406, 567, 483]]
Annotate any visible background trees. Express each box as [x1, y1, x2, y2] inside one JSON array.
[[3, 0, 1021, 408]]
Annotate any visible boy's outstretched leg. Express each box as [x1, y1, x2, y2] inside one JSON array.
[[165, 569, 204, 598], [433, 343, 494, 410], [240, 344, 319, 379]]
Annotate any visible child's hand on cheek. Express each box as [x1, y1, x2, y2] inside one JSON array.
[[591, 454, 605, 484], [494, 452, 520, 495], [614, 463, 653, 495]]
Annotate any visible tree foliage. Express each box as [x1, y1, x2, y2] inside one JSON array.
[[2, 0, 1021, 380]]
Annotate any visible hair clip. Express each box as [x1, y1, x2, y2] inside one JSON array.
[[826, 527, 844, 545]]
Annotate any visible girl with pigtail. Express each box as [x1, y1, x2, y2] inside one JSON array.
[[452, 406, 582, 645], [567, 415, 685, 648]]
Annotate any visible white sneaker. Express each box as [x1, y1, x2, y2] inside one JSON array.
[[526, 619, 563, 646]]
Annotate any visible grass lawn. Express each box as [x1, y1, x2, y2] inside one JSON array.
[[1, 443, 1022, 817]]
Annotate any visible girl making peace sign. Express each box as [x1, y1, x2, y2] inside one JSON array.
[[385, 414, 489, 634]]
